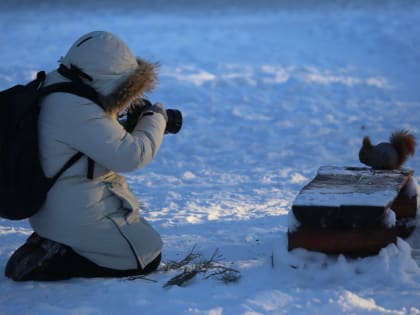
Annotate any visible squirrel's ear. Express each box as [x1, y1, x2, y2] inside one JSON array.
[[362, 136, 372, 147]]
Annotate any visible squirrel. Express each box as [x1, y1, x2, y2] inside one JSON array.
[[359, 129, 416, 170]]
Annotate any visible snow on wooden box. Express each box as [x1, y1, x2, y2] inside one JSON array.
[[288, 166, 417, 255]]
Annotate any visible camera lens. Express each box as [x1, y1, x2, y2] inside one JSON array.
[[165, 109, 182, 134]]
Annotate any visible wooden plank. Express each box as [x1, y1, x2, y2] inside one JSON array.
[[287, 223, 415, 256], [292, 205, 384, 228], [292, 166, 413, 228], [390, 184, 417, 219]]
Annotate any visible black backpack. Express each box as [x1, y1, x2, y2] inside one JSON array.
[[0, 70, 101, 220]]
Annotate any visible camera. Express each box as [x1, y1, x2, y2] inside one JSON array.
[[121, 99, 182, 134]]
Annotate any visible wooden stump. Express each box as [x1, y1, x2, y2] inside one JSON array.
[[288, 166, 417, 256]]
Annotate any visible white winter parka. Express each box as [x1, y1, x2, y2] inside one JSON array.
[[29, 31, 165, 270]]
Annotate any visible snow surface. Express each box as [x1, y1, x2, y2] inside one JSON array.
[[1, 1, 420, 314], [293, 167, 412, 207]]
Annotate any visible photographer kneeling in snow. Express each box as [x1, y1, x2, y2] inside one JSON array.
[[5, 31, 167, 281]]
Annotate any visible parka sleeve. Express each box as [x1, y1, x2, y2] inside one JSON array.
[[44, 95, 166, 173]]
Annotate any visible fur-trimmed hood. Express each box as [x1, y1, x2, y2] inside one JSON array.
[[97, 58, 157, 113], [59, 31, 157, 114]]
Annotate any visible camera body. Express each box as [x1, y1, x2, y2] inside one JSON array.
[[121, 99, 182, 134]]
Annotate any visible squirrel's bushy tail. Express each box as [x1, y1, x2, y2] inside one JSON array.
[[390, 129, 416, 166]]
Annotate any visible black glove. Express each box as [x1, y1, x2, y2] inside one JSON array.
[[123, 99, 152, 133], [122, 99, 168, 133]]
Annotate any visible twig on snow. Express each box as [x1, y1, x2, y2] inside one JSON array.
[[162, 247, 241, 288]]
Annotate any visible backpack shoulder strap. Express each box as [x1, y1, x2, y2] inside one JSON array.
[[39, 81, 103, 110], [38, 78, 104, 183], [49, 152, 84, 188], [31, 71, 47, 89]]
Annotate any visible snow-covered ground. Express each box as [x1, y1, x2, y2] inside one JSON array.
[[1, 1, 420, 314]]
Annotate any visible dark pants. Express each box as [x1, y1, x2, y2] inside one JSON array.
[[5, 233, 161, 281]]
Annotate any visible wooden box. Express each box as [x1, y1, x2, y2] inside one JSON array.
[[288, 166, 417, 256]]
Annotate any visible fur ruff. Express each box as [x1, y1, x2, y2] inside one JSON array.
[[99, 58, 158, 114]]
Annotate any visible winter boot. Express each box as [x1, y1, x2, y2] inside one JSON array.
[[5, 233, 67, 281]]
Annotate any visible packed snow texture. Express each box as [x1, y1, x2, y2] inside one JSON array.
[[293, 167, 413, 207], [1, 1, 420, 314]]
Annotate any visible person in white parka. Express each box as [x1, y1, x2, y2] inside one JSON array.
[[5, 31, 167, 281]]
